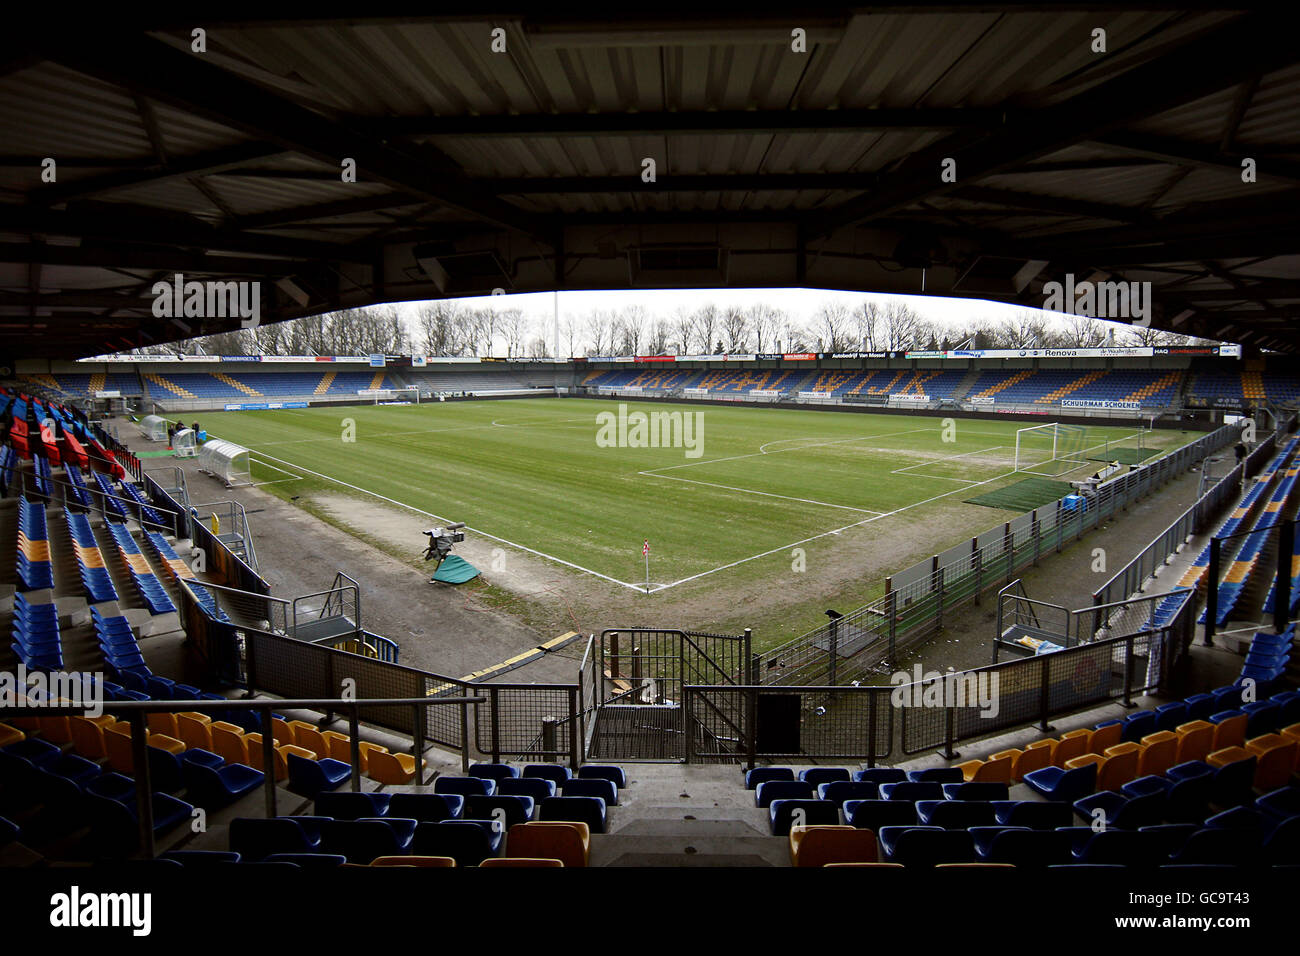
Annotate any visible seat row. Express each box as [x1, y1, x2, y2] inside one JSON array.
[[16, 496, 53, 591], [142, 530, 230, 622], [63, 462, 92, 508], [11, 592, 61, 670], [65, 511, 119, 604], [104, 521, 176, 614]]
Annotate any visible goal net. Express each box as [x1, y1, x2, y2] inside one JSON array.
[[1014, 423, 1090, 476], [358, 387, 420, 404]]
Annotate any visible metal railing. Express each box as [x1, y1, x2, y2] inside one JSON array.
[[755, 420, 1244, 687], [0, 694, 482, 859]]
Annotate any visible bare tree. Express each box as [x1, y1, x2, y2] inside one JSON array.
[[879, 302, 923, 351], [692, 304, 719, 355]]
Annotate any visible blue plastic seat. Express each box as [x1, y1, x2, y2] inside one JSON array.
[[816, 781, 880, 806], [879, 782, 943, 802], [387, 792, 465, 822], [1262, 816, 1300, 864], [1074, 829, 1168, 867], [915, 800, 995, 829], [941, 782, 1010, 802], [983, 828, 1072, 867], [230, 817, 320, 861], [842, 799, 918, 831], [463, 795, 535, 829], [1256, 786, 1300, 823], [522, 764, 571, 786], [411, 820, 502, 865], [769, 798, 839, 836], [185, 758, 265, 806], [1169, 828, 1260, 866], [319, 819, 407, 863], [754, 780, 814, 808], [468, 763, 520, 783], [315, 790, 391, 820], [745, 767, 794, 789], [161, 850, 242, 867], [1023, 762, 1097, 802], [539, 796, 608, 833], [1121, 711, 1158, 743], [905, 767, 964, 784], [498, 777, 555, 801], [433, 776, 497, 798], [563, 778, 619, 806], [1138, 824, 1198, 858], [577, 765, 626, 788], [285, 753, 351, 799], [264, 852, 347, 868], [879, 826, 975, 867], [1073, 790, 1165, 829], [797, 767, 851, 786], [853, 768, 907, 785], [992, 801, 1074, 830]]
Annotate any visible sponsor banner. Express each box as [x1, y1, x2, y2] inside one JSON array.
[[369, 354, 386, 367], [754, 353, 783, 360], [969, 396, 996, 405], [314, 356, 336, 362], [635, 355, 676, 363], [783, 353, 818, 361], [891, 393, 931, 401], [411, 355, 427, 367], [822, 351, 890, 360], [425, 356, 480, 364], [1218, 344, 1243, 358], [798, 391, 825, 398], [119, 354, 220, 362], [725, 354, 757, 362], [683, 387, 709, 395], [259, 355, 320, 363], [903, 350, 946, 359], [94, 390, 121, 399], [676, 354, 727, 362], [997, 408, 1050, 415], [620, 386, 643, 393], [1061, 399, 1141, 410], [749, 389, 781, 397], [1211, 397, 1247, 409], [221, 355, 261, 362], [222, 402, 309, 411], [979, 347, 1154, 359]]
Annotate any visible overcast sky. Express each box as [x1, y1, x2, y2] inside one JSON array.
[[393, 286, 1129, 351]]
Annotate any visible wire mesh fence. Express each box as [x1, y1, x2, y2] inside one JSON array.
[[756, 421, 1244, 688]]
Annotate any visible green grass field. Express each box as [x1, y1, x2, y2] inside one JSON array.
[[200, 398, 1191, 596]]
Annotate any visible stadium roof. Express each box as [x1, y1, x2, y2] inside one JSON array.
[[1, 5, 1298, 358]]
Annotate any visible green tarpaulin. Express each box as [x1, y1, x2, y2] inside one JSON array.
[[431, 554, 481, 584]]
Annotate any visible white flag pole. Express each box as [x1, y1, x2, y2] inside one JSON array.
[[644, 539, 650, 594]]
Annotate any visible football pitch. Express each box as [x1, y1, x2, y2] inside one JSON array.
[[201, 398, 1194, 596]]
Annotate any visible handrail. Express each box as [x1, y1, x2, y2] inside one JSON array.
[[0, 694, 483, 860]]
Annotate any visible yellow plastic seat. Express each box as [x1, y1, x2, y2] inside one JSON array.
[[957, 753, 1012, 784], [147, 713, 179, 738], [68, 716, 109, 759], [37, 715, 73, 745], [1212, 714, 1248, 751], [367, 748, 420, 785], [243, 733, 313, 780], [935, 863, 1016, 868], [506, 822, 590, 868], [1137, 731, 1179, 777], [1175, 720, 1216, 764], [209, 721, 249, 766], [1206, 746, 1253, 771], [789, 825, 878, 867], [103, 722, 136, 773], [994, 740, 1052, 781], [175, 712, 214, 751], [370, 856, 456, 867], [1244, 734, 1299, 790], [479, 857, 563, 868], [1086, 723, 1122, 755], [0, 722, 26, 748], [824, 862, 905, 868], [1098, 742, 1142, 789], [1051, 729, 1090, 768], [1280, 723, 1300, 766], [288, 720, 326, 753], [147, 734, 185, 755]]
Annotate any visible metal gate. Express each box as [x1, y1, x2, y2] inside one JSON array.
[[585, 628, 751, 761]]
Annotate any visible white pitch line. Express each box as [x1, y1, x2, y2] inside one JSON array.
[[645, 425, 935, 474], [889, 444, 1008, 481], [648, 466, 1021, 592], [638, 470, 886, 515], [236, 417, 590, 448], [227, 444, 651, 592]]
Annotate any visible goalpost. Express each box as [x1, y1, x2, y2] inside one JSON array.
[[358, 387, 421, 405], [1015, 422, 1152, 476], [1014, 423, 1092, 476]]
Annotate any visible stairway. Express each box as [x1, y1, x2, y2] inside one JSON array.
[[951, 367, 983, 401], [1124, 371, 1181, 404]]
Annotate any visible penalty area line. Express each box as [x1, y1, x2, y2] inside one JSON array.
[[230, 445, 650, 592]]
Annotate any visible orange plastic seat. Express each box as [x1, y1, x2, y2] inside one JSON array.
[[371, 856, 455, 867], [1244, 734, 1299, 790], [147, 734, 185, 755], [1051, 729, 1091, 767], [103, 722, 136, 773], [175, 712, 214, 751], [935, 863, 1016, 868], [1097, 742, 1141, 789], [957, 753, 1013, 784], [789, 825, 878, 867], [479, 858, 563, 868], [367, 748, 420, 785], [1137, 731, 1179, 777], [1212, 714, 1248, 751], [1206, 745, 1253, 770], [68, 716, 109, 759], [288, 720, 327, 754], [994, 740, 1052, 781], [506, 822, 590, 868], [209, 721, 249, 766], [1085, 723, 1122, 755], [324, 733, 388, 772], [1175, 721, 1216, 764], [147, 713, 179, 738], [0, 722, 26, 749]]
